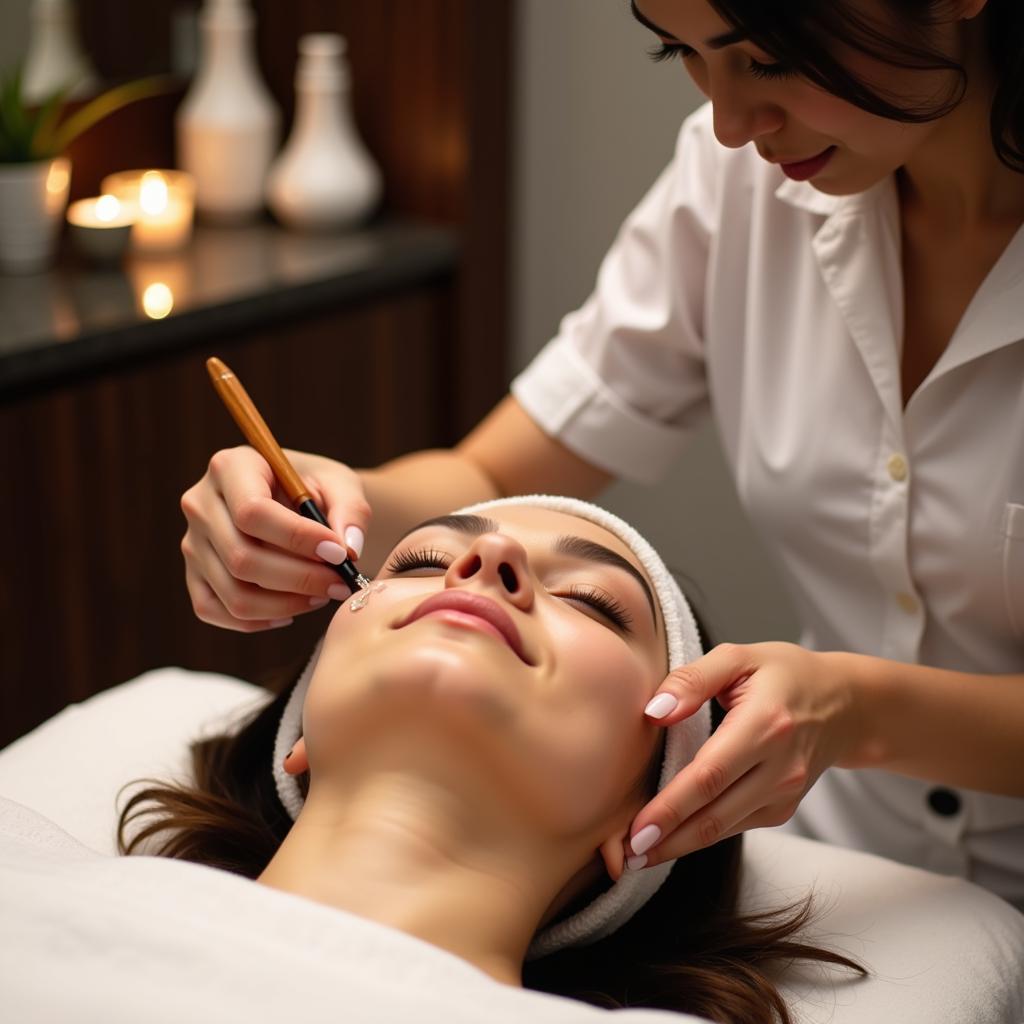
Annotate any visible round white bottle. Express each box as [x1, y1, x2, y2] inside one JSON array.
[[22, 0, 98, 103], [176, 0, 279, 223], [266, 34, 382, 232]]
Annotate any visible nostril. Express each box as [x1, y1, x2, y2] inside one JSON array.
[[498, 563, 517, 593], [459, 555, 482, 579]]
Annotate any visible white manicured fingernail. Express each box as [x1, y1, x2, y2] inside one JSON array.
[[345, 525, 365, 559], [626, 854, 648, 871], [644, 693, 678, 719], [309, 596, 329, 609], [316, 540, 347, 565], [268, 617, 293, 629], [630, 824, 661, 856], [327, 584, 351, 601]]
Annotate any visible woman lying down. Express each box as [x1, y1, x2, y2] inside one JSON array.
[[5, 495, 885, 1023], [103, 494, 870, 1024]]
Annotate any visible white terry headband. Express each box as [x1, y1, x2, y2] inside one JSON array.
[[272, 495, 711, 959]]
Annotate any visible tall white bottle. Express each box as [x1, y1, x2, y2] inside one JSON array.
[[22, 0, 98, 103], [176, 0, 279, 223], [266, 34, 382, 232]]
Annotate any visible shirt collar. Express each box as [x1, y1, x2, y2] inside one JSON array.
[[775, 173, 902, 234]]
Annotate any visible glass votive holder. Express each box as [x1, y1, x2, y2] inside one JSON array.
[[66, 194, 134, 265], [100, 169, 196, 255]]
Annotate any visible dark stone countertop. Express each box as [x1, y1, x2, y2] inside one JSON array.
[[0, 219, 458, 401]]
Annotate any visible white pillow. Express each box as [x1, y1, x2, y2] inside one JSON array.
[[1, 669, 1022, 1024], [0, 668, 269, 855]]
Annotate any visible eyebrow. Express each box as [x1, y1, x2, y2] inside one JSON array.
[[398, 513, 658, 625], [629, 0, 748, 49]]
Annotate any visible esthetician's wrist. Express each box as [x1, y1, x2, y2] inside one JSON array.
[[831, 650, 898, 771]]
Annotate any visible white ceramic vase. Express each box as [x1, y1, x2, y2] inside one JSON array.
[[176, 0, 280, 223], [266, 34, 382, 232], [22, 0, 98, 103], [0, 158, 72, 274]]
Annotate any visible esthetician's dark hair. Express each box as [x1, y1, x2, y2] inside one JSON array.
[[117, 601, 863, 1024], [703, 0, 1024, 172]]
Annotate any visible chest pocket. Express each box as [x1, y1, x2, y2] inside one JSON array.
[[1003, 503, 1024, 639]]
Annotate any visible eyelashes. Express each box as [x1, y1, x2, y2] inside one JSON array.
[[647, 41, 797, 81], [383, 547, 634, 633], [385, 547, 450, 574]]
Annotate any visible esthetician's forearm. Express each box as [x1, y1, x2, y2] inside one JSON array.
[[841, 653, 1024, 796]]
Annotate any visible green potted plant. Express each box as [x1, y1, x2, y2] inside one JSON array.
[[0, 68, 171, 274]]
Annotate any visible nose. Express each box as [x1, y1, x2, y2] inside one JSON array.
[[710, 72, 784, 150], [445, 533, 535, 612]]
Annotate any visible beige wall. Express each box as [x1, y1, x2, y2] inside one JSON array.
[[0, 1, 30, 76], [513, 0, 798, 644]]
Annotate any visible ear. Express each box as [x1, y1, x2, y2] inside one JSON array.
[[597, 825, 631, 883], [283, 736, 309, 775]]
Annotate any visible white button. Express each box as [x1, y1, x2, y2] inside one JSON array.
[[887, 454, 908, 482], [896, 592, 918, 614]]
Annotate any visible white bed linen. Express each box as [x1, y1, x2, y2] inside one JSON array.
[[1, 668, 1022, 1023], [0, 795, 711, 1024]]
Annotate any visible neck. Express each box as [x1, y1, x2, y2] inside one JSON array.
[[899, 17, 1024, 232], [257, 757, 599, 986]]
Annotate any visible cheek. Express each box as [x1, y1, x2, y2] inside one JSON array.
[[521, 615, 660, 832]]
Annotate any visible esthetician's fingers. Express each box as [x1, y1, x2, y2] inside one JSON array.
[[184, 446, 369, 591], [208, 446, 362, 563], [203, 476, 348, 599], [184, 562, 314, 633], [239, 445, 373, 563], [625, 643, 855, 869], [183, 449, 353, 623], [635, 759, 807, 869], [626, 714, 765, 868]]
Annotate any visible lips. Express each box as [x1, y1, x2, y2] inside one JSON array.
[[776, 145, 836, 181], [396, 591, 531, 664]]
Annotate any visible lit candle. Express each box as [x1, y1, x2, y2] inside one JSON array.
[[100, 170, 196, 254], [66, 193, 134, 264]]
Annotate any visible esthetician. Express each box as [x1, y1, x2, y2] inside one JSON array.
[[180, 0, 1024, 909]]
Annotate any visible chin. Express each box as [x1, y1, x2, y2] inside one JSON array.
[[807, 158, 898, 197], [377, 642, 522, 724]]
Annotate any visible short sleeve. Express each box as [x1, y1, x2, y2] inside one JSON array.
[[512, 104, 720, 485]]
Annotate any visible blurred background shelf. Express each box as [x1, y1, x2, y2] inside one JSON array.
[[0, 220, 458, 400]]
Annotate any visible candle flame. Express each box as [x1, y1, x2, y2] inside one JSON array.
[[142, 282, 175, 320], [95, 194, 121, 223], [139, 172, 170, 216]]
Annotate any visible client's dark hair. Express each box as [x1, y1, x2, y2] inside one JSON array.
[[700, 0, 1024, 172], [117, 604, 864, 1024]]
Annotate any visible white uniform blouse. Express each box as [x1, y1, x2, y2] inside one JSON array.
[[512, 102, 1024, 909]]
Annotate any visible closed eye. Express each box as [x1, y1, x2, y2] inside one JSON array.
[[561, 584, 633, 633], [383, 549, 633, 633], [384, 547, 451, 574], [648, 40, 796, 80]]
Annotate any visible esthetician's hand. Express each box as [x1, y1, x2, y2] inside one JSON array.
[[624, 642, 862, 869], [180, 445, 371, 631]]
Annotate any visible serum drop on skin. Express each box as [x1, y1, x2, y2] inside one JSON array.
[[349, 582, 387, 612]]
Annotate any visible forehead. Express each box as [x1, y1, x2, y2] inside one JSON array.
[[638, 0, 732, 36]]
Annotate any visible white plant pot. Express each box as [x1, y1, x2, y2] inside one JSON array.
[[0, 158, 72, 274]]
